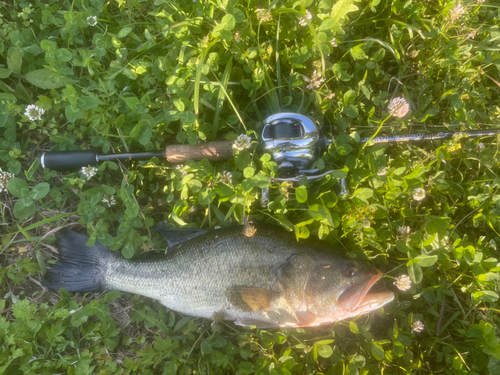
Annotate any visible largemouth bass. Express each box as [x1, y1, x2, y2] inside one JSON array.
[[43, 224, 394, 328]]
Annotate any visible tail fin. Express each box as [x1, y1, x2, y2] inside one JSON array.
[[43, 230, 114, 293]]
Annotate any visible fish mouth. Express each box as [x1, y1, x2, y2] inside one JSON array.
[[337, 270, 394, 314]]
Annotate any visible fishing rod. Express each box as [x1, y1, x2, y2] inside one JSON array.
[[40, 113, 500, 205], [41, 113, 500, 176]]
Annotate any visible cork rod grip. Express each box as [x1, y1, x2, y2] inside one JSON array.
[[166, 140, 235, 163]]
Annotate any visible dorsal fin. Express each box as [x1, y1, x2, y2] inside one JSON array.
[[153, 223, 208, 248]]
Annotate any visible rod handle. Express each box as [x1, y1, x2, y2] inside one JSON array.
[[41, 151, 98, 171], [166, 140, 234, 163]]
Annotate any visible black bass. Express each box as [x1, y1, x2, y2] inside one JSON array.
[[43, 224, 394, 328]]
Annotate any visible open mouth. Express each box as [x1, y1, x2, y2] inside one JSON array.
[[338, 270, 395, 313]]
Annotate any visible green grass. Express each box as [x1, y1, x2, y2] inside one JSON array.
[[1, 0, 500, 374]]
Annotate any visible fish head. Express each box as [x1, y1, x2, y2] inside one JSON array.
[[303, 257, 394, 323]]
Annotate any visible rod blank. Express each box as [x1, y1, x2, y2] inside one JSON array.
[[360, 129, 500, 144]]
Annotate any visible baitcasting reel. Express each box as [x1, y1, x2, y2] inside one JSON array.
[[259, 113, 346, 206]]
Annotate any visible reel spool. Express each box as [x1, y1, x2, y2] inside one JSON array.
[[259, 113, 345, 206], [261, 113, 331, 177]]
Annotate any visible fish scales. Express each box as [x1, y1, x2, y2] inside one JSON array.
[[104, 226, 297, 321], [43, 224, 394, 328]]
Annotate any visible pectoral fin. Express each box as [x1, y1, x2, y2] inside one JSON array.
[[226, 285, 281, 312]]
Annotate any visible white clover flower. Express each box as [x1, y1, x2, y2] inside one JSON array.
[[102, 195, 116, 207], [306, 70, 325, 90], [412, 188, 426, 201], [233, 134, 252, 152], [468, 29, 478, 39], [393, 275, 412, 291], [388, 97, 410, 118], [330, 38, 337, 47], [256, 9, 272, 22], [477, 0, 484, 3], [0, 168, 15, 193], [377, 167, 387, 176], [411, 320, 425, 333], [81, 165, 97, 179], [477, 142, 485, 151], [279, 184, 290, 202], [24, 104, 45, 121], [174, 165, 188, 177], [299, 10, 312, 27], [449, 4, 466, 22], [362, 219, 371, 229], [398, 226, 411, 238], [234, 31, 241, 43], [216, 171, 232, 184], [87, 16, 98, 26]]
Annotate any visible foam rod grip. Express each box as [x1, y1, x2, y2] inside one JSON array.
[[41, 151, 98, 171], [166, 140, 234, 163]]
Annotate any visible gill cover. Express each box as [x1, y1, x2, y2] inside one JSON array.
[[304, 257, 392, 320]]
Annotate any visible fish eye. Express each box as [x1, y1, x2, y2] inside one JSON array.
[[344, 267, 357, 277], [343, 262, 358, 277]]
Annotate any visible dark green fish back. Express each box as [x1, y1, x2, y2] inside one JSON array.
[[103, 224, 301, 319], [45, 223, 393, 328]]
